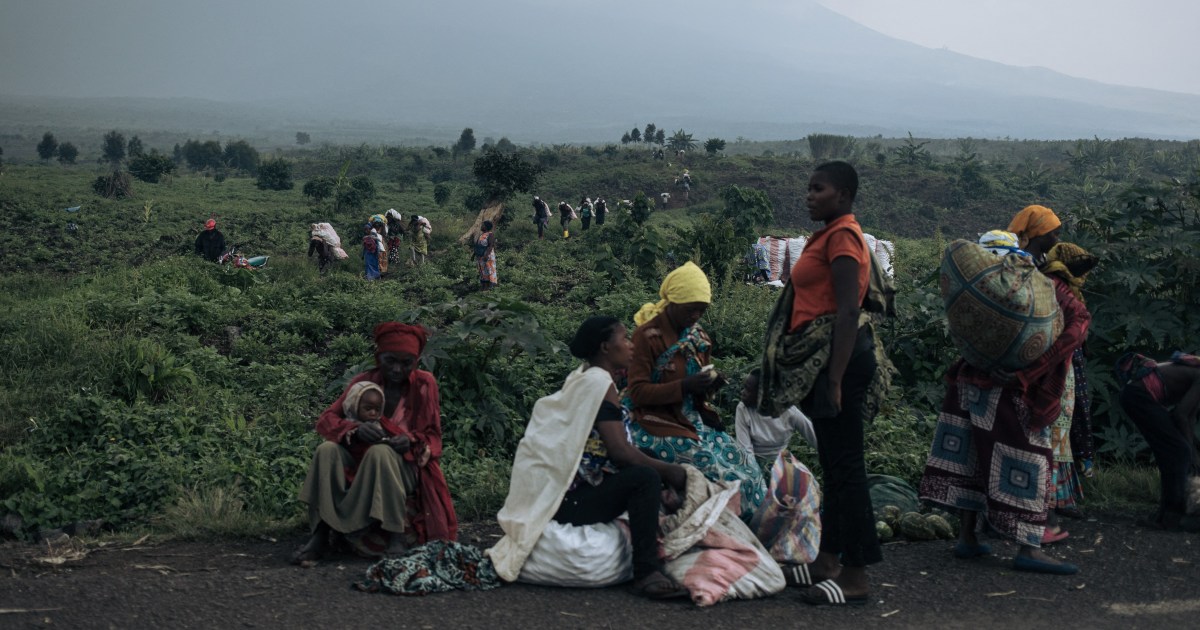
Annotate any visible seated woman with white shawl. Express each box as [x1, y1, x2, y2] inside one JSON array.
[[488, 316, 689, 599]]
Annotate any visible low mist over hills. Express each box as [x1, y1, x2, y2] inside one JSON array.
[[2, 0, 1197, 143]]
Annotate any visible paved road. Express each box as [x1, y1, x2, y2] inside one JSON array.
[[1, 514, 1196, 629]]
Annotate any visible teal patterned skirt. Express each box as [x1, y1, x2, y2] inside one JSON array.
[[630, 420, 765, 522]]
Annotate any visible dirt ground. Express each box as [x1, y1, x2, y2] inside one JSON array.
[[1, 514, 1196, 630]]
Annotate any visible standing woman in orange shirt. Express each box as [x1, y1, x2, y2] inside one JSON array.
[[762, 161, 890, 606]]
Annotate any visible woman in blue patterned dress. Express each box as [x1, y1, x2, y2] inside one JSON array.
[[623, 262, 765, 521]]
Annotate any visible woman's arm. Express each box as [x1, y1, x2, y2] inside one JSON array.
[[1017, 277, 1091, 386], [595, 390, 686, 489], [827, 255, 863, 412], [626, 332, 685, 406], [404, 374, 445, 465]]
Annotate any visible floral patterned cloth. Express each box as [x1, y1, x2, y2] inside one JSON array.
[[357, 540, 501, 595]]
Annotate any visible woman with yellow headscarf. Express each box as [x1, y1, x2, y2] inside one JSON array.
[[1041, 242, 1100, 520], [623, 261, 766, 522]]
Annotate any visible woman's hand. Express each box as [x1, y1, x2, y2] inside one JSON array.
[[386, 434, 412, 454], [354, 422, 385, 444], [681, 372, 715, 395], [828, 379, 843, 414], [661, 463, 687, 491]]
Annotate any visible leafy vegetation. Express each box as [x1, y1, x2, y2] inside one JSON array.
[[0, 132, 1195, 538]]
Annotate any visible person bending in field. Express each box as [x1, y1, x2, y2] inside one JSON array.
[[1116, 351, 1200, 532], [532, 196, 551, 239]]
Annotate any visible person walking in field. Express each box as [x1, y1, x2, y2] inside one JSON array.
[[194, 218, 225, 262], [362, 224, 381, 280], [594, 197, 608, 226], [370, 215, 389, 276], [558, 201, 576, 239], [579, 197, 594, 231], [473, 220, 498, 291], [409, 215, 431, 265], [532, 196, 552, 240]]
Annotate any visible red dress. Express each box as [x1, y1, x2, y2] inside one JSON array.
[[316, 368, 458, 543]]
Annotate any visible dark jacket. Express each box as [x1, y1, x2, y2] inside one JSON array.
[[195, 229, 225, 262]]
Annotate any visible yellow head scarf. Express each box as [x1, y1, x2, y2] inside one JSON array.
[[633, 261, 712, 326], [1042, 242, 1097, 304], [1007, 205, 1061, 248]]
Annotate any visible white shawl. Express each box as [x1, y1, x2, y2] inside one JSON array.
[[487, 365, 611, 582]]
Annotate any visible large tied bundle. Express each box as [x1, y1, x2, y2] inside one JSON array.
[[940, 239, 1063, 371]]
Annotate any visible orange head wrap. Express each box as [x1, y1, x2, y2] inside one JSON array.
[[1007, 205, 1061, 248], [373, 322, 428, 358]]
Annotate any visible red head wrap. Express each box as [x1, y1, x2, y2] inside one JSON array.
[[373, 322, 427, 357]]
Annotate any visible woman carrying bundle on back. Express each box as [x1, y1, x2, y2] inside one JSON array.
[[921, 206, 1090, 576]]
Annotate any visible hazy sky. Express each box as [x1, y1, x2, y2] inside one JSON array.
[[818, 0, 1200, 95], [1, 0, 1196, 100]]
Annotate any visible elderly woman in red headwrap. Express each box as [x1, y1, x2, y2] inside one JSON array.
[[292, 322, 457, 565]]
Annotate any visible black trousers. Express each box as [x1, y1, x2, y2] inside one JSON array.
[[808, 325, 882, 567], [1121, 381, 1197, 515], [554, 465, 663, 580], [582, 216, 591, 230]]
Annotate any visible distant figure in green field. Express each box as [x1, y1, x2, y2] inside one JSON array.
[[579, 197, 594, 231], [409, 215, 431, 265], [593, 197, 608, 226], [558, 201, 576, 238], [532, 196, 551, 239], [194, 218, 225, 262], [474, 220, 497, 291], [362, 224, 381, 281]]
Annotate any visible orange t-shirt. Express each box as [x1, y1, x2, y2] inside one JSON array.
[[789, 214, 870, 331]]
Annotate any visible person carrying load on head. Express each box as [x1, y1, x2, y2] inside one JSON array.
[[409, 215, 431, 265], [385, 208, 405, 267]]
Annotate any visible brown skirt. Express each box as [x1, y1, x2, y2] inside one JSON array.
[[298, 442, 416, 535]]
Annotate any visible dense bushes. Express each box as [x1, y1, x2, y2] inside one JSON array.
[[0, 135, 1196, 537]]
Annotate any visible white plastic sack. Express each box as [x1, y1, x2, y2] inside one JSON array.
[[516, 519, 633, 587]]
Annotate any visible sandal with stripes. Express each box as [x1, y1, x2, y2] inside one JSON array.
[[800, 580, 868, 607]]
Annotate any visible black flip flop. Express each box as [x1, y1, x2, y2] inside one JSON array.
[[801, 580, 868, 606]]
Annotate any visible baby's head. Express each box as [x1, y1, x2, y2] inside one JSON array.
[[342, 381, 385, 423], [740, 368, 762, 409], [357, 389, 383, 423]]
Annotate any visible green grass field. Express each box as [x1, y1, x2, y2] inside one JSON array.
[[1, 134, 1195, 538]]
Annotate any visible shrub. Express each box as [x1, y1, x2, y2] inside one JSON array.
[[128, 151, 176, 183], [92, 171, 133, 199], [36, 132, 58, 161], [256, 157, 294, 190], [302, 176, 335, 202], [56, 142, 78, 164]]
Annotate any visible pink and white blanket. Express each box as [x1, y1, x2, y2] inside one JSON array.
[[660, 466, 785, 606]]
